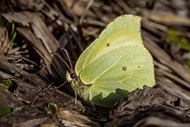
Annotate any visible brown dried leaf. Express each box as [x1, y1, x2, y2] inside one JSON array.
[[106, 86, 190, 126]]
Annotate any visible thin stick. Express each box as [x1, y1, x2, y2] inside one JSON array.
[[79, 0, 94, 24]]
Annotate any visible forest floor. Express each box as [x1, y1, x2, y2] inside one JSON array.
[[0, 0, 190, 127]]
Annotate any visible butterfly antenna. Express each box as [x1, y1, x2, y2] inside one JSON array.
[[62, 48, 73, 70], [53, 52, 72, 72], [54, 81, 67, 89]]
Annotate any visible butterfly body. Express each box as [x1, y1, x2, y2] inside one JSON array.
[[67, 15, 155, 107]]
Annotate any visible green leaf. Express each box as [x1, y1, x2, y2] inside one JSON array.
[[0, 107, 12, 116], [167, 29, 190, 51], [0, 79, 17, 92], [46, 103, 57, 114]]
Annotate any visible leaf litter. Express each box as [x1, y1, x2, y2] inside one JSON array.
[[0, 0, 190, 126]]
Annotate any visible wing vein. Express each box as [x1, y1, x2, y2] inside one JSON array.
[[85, 32, 141, 66], [92, 50, 128, 83]]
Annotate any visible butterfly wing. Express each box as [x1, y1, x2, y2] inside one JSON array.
[[73, 15, 155, 107], [82, 45, 155, 107], [75, 15, 143, 84]]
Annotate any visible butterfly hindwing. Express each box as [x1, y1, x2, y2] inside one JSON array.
[[79, 45, 155, 107]]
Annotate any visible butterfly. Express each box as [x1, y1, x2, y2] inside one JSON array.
[[66, 15, 155, 107]]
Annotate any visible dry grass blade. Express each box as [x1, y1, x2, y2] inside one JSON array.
[[143, 35, 190, 83], [0, 27, 9, 54], [148, 11, 190, 27]]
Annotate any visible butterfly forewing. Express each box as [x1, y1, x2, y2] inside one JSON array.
[[75, 15, 142, 77]]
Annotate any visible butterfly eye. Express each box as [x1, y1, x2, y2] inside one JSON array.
[[70, 73, 76, 79]]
